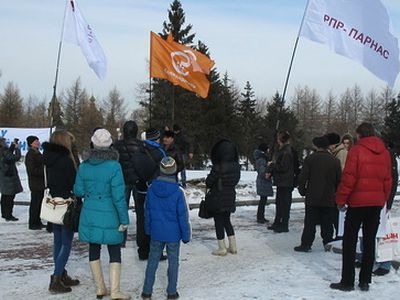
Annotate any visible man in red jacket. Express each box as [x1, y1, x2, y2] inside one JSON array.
[[330, 123, 392, 292]]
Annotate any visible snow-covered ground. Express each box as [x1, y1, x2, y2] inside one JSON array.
[[1, 165, 399, 299]]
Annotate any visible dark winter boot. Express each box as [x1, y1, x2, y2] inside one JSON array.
[[267, 223, 280, 230], [61, 270, 80, 286], [273, 223, 289, 233], [49, 275, 72, 294]]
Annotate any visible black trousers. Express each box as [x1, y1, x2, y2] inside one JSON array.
[[274, 187, 292, 226], [29, 190, 44, 227], [89, 243, 121, 263], [341, 206, 381, 286], [135, 191, 150, 258], [1, 194, 16, 219], [123, 183, 137, 245], [213, 212, 234, 240], [257, 196, 268, 220], [300, 205, 335, 247]]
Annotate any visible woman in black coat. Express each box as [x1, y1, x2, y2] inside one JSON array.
[[0, 138, 23, 221], [205, 139, 241, 256], [42, 131, 80, 294]]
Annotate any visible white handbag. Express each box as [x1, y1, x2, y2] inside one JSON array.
[[39, 166, 73, 225]]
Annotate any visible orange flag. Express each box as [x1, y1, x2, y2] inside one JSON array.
[[150, 31, 215, 98]]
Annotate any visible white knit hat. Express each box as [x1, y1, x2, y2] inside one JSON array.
[[91, 129, 113, 149]]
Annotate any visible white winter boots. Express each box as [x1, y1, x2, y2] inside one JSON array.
[[109, 263, 131, 300], [212, 236, 237, 256], [89, 260, 109, 299]]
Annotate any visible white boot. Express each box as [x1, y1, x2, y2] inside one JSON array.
[[109, 263, 131, 300], [89, 260, 109, 299], [227, 235, 237, 254], [212, 239, 227, 256]]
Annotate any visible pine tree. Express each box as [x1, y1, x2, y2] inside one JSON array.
[[0, 81, 24, 126], [80, 95, 104, 147], [382, 95, 400, 153], [237, 81, 259, 169]]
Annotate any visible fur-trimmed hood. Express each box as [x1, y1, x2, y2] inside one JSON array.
[[82, 148, 119, 165]]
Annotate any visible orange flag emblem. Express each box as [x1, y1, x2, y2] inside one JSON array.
[[150, 32, 215, 98]]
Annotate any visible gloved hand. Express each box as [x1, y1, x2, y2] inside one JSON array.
[[182, 240, 189, 244], [118, 224, 128, 232], [337, 204, 347, 212]]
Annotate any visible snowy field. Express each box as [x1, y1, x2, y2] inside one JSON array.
[[1, 165, 399, 299]]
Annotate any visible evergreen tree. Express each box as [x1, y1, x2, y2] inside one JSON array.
[[161, 0, 195, 44], [0, 81, 24, 126], [382, 95, 400, 153], [237, 81, 259, 169], [264, 92, 301, 153]]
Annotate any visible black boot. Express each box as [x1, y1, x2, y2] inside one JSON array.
[[61, 270, 80, 286], [267, 222, 280, 230], [329, 282, 354, 291], [49, 275, 72, 294], [273, 223, 289, 233]]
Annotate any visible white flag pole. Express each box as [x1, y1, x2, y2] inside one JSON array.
[[50, 0, 69, 134]]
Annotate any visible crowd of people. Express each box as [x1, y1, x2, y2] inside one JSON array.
[[0, 121, 398, 298]]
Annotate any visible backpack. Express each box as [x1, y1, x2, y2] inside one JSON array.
[[125, 141, 166, 191]]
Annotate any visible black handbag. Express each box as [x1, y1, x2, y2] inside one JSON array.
[[63, 198, 82, 232], [198, 190, 212, 219]]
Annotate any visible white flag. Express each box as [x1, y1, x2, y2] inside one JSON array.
[[63, 0, 107, 80], [300, 0, 400, 86]]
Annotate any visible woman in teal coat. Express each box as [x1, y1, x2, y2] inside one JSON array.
[[74, 129, 130, 300]]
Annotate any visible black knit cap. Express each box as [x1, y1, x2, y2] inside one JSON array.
[[26, 135, 39, 147], [145, 128, 161, 141], [312, 136, 330, 149], [324, 132, 341, 145]]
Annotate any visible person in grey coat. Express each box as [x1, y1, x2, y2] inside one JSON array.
[[0, 137, 23, 221], [254, 143, 273, 223]]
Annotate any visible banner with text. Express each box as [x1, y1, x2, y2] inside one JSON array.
[[0, 127, 52, 155], [301, 0, 400, 86]]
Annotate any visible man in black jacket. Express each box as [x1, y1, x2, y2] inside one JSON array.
[[294, 136, 342, 252], [173, 124, 193, 188], [114, 121, 142, 249], [25, 136, 45, 230]]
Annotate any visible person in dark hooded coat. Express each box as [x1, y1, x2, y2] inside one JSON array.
[[205, 139, 241, 256], [0, 137, 23, 221], [253, 143, 273, 223]]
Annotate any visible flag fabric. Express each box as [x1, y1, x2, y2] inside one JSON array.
[[300, 0, 400, 86], [150, 32, 215, 98], [63, 0, 107, 80]]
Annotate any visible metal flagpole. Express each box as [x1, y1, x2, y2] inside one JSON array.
[[271, 0, 311, 155], [49, 0, 69, 136]]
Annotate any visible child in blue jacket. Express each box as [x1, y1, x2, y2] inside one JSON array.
[[141, 156, 191, 300]]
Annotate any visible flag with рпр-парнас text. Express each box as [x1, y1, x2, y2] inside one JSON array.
[[300, 0, 400, 86], [150, 32, 215, 98], [63, 0, 107, 80]]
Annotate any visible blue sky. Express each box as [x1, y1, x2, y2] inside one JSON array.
[[0, 0, 400, 110]]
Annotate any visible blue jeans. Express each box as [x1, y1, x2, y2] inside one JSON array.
[[53, 224, 74, 276], [143, 240, 180, 295]]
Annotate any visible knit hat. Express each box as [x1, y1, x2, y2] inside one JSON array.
[[160, 156, 177, 175], [26, 135, 39, 147], [312, 136, 330, 149], [145, 128, 160, 141], [324, 132, 341, 145], [91, 128, 113, 149]]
